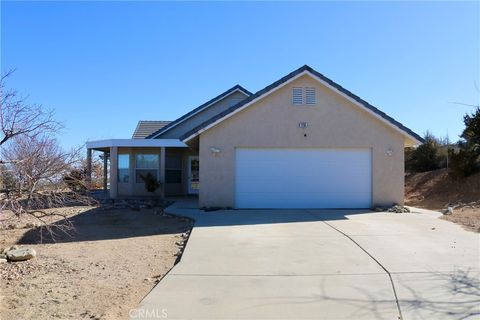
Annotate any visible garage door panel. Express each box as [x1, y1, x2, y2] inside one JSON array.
[[235, 148, 372, 209], [236, 176, 369, 194], [235, 191, 372, 209]]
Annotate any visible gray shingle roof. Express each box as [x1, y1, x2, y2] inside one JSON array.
[[180, 65, 424, 143], [132, 121, 172, 139], [146, 85, 252, 139]]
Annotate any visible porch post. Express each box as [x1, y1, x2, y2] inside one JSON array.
[[109, 146, 118, 199], [86, 148, 92, 190], [159, 147, 166, 198], [103, 151, 108, 193]]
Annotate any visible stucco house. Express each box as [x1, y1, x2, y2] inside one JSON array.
[[86, 65, 423, 209]]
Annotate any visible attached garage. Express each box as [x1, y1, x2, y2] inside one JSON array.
[[235, 148, 372, 209], [186, 66, 423, 209]]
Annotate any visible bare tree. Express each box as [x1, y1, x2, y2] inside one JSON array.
[[0, 71, 60, 148], [1, 135, 95, 240], [0, 71, 94, 241]]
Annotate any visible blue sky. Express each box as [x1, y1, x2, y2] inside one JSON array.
[[2, 1, 479, 149]]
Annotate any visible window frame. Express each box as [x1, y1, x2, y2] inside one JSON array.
[[135, 154, 159, 184], [165, 153, 182, 184], [118, 154, 130, 184]]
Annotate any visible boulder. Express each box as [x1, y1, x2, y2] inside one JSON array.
[[6, 248, 37, 261], [7, 245, 19, 252], [0, 258, 7, 264]]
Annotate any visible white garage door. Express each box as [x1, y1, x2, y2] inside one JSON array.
[[235, 148, 372, 209]]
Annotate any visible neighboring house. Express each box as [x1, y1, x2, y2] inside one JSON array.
[[86, 65, 423, 209]]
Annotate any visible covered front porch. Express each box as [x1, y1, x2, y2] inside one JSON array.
[[86, 139, 199, 199]]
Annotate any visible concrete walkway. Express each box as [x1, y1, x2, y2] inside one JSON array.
[[134, 200, 479, 320]]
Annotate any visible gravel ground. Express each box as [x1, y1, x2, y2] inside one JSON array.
[[0, 206, 192, 320], [441, 207, 480, 233]]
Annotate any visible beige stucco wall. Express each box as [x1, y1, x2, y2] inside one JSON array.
[[199, 74, 406, 208], [158, 91, 249, 139]]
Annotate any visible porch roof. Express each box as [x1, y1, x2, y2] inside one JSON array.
[[86, 139, 188, 151]]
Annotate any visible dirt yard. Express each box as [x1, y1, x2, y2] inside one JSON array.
[[0, 206, 193, 320], [405, 169, 480, 232]]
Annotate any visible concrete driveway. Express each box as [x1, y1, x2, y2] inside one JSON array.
[[134, 201, 479, 320]]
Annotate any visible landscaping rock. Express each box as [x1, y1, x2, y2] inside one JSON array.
[[0, 258, 7, 264], [6, 248, 37, 261], [25, 222, 39, 229], [2, 246, 19, 255], [387, 205, 410, 213]]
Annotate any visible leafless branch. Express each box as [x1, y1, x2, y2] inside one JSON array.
[[0, 134, 96, 241], [448, 101, 480, 108], [0, 71, 62, 146]]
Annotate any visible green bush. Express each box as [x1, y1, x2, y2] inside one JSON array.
[[405, 132, 442, 172], [140, 172, 160, 193], [448, 107, 480, 177], [461, 107, 480, 148], [448, 147, 478, 178], [449, 107, 480, 177]]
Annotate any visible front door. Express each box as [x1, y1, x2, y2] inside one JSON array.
[[188, 156, 199, 194]]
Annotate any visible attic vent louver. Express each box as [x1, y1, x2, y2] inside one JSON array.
[[305, 87, 316, 105], [292, 87, 303, 105]]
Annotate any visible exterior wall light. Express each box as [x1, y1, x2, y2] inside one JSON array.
[[211, 147, 221, 154], [386, 148, 394, 156]]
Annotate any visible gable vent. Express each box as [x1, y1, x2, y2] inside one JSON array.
[[305, 87, 316, 105], [292, 87, 303, 105]]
